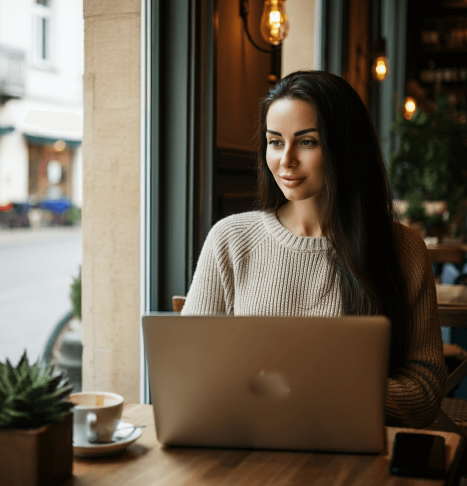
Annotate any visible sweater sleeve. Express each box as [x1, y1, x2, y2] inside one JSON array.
[[385, 226, 446, 428], [181, 224, 231, 316]]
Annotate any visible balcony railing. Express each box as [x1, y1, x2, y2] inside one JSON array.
[[0, 44, 25, 100]]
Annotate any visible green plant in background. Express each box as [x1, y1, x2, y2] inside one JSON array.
[[389, 93, 467, 223], [67, 206, 81, 225], [405, 190, 426, 223], [425, 213, 445, 229], [70, 269, 81, 321], [0, 351, 74, 429]]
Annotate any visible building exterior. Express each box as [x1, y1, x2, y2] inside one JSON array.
[[0, 0, 83, 207]]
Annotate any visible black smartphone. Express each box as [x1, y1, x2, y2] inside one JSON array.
[[390, 432, 445, 479]]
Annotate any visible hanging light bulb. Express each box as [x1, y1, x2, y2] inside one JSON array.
[[372, 55, 389, 81], [371, 36, 389, 82], [260, 0, 289, 46], [403, 97, 417, 120]]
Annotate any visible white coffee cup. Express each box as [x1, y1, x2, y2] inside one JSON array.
[[68, 391, 124, 443]]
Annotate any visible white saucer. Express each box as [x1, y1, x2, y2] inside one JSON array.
[[73, 421, 142, 457]]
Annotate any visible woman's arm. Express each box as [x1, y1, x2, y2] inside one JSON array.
[[385, 226, 446, 428], [181, 226, 231, 316]]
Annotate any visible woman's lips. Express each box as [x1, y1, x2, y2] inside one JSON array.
[[280, 177, 305, 188]]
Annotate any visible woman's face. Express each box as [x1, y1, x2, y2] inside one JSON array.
[[265, 98, 325, 203]]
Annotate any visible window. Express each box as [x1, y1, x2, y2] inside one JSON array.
[[33, 0, 53, 65]]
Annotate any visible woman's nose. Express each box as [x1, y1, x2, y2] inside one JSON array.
[[279, 145, 298, 167]]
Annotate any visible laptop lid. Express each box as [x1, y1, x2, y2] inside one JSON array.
[[142, 315, 390, 453]]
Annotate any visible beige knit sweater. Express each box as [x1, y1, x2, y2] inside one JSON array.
[[182, 210, 446, 428]]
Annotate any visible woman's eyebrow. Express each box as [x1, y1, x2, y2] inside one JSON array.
[[266, 128, 318, 136], [294, 128, 318, 136]]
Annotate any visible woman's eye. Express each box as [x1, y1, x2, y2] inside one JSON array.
[[268, 140, 282, 147], [300, 139, 317, 147]]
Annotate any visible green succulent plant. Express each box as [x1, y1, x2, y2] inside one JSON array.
[[0, 351, 74, 430]]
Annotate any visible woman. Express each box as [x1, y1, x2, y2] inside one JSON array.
[[182, 71, 446, 428]]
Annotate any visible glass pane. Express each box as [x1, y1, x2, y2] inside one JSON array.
[[0, 0, 84, 394]]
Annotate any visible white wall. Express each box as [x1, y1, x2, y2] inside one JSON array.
[[0, 0, 84, 105], [26, 1, 84, 105], [0, 132, 28, 205], [0, 0, 31, 51], [281, 0, 322, 76]]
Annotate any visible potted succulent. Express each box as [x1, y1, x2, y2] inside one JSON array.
[[0, 351, 74, 486]]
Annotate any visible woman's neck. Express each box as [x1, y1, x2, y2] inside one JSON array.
[[277, 199, 325, 238]]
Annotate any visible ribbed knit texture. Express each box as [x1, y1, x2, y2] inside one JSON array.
[[182, 209, 446, 428]]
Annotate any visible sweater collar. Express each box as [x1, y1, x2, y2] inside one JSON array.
[[261, 209, 331, 252]]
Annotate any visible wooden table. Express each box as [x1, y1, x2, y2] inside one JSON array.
[[437, 284, 467, 329], [436, 284, 467, 403], [437, 285, 467, 305], [67, 404, 465, 486], [437, 283, 467, 338]]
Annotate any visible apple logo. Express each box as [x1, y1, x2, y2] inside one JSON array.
[[248, 370, 291, 400]]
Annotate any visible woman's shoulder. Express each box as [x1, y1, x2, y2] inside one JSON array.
[[392, 221, 430, 269], [206, 210, 268, 257], [211, 210, 264, 233], [393, 221, 426, 249]]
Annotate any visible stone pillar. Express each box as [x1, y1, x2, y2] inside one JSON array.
[[82, 0, 141, 402]]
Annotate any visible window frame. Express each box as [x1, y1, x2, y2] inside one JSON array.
[[140, 0, 215, 403], [32, 0, 54, 68]]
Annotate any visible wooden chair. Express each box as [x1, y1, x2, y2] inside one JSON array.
[[435, 286, 467, 439], [426, 243, 467, 283], [427, 244, 467, 265], [172, 295, 187, 313], [438, 286, 467, 388]]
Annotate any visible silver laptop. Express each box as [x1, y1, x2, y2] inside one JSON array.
[[142, 315, 390, 453]]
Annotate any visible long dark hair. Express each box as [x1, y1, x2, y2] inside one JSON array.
[[257, 71, 406, 342]]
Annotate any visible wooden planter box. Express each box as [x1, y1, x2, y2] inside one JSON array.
[[0, 412, 73, 486]]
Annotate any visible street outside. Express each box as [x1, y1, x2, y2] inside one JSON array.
[[0, 226, 82, 365]]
